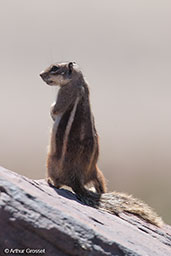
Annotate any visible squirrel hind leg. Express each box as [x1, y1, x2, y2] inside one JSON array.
[[92, 167, 107, 194], [46, 177, 61, 189], [70, 176, 101, 207], [71, 176, 90, 197]]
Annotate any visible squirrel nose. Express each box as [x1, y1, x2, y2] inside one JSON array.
[[40, 71, 48, 80]]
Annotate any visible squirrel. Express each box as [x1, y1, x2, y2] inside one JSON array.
[[40, 62, 163, 227], [40, 62, 106, 198]]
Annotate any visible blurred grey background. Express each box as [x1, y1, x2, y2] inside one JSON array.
[[0, 0, 170, 224]]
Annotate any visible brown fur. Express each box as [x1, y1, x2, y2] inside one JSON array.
[[40, 62, 163, 227], [40, 62, 107, 197]]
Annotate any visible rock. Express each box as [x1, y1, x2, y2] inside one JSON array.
[[0, 166, 170, 256]]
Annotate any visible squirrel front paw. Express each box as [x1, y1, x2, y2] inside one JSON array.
[[50, 102, 58, 121]]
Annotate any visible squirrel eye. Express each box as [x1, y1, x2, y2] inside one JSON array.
[[50, 66, 59, 73]]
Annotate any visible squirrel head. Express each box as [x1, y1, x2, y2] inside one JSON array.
[[40, 62, 82, 87]]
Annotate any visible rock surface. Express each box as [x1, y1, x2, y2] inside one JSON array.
[[0, 166, 171, 256]]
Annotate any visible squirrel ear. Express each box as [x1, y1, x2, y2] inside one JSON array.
[[68, 62, 73, 74]]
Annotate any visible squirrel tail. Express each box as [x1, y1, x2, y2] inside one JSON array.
[[78, 191, 163, 227]]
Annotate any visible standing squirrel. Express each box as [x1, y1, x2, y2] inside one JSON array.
[[40, 62, 106, 198], [40, 62, 163, 227]]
